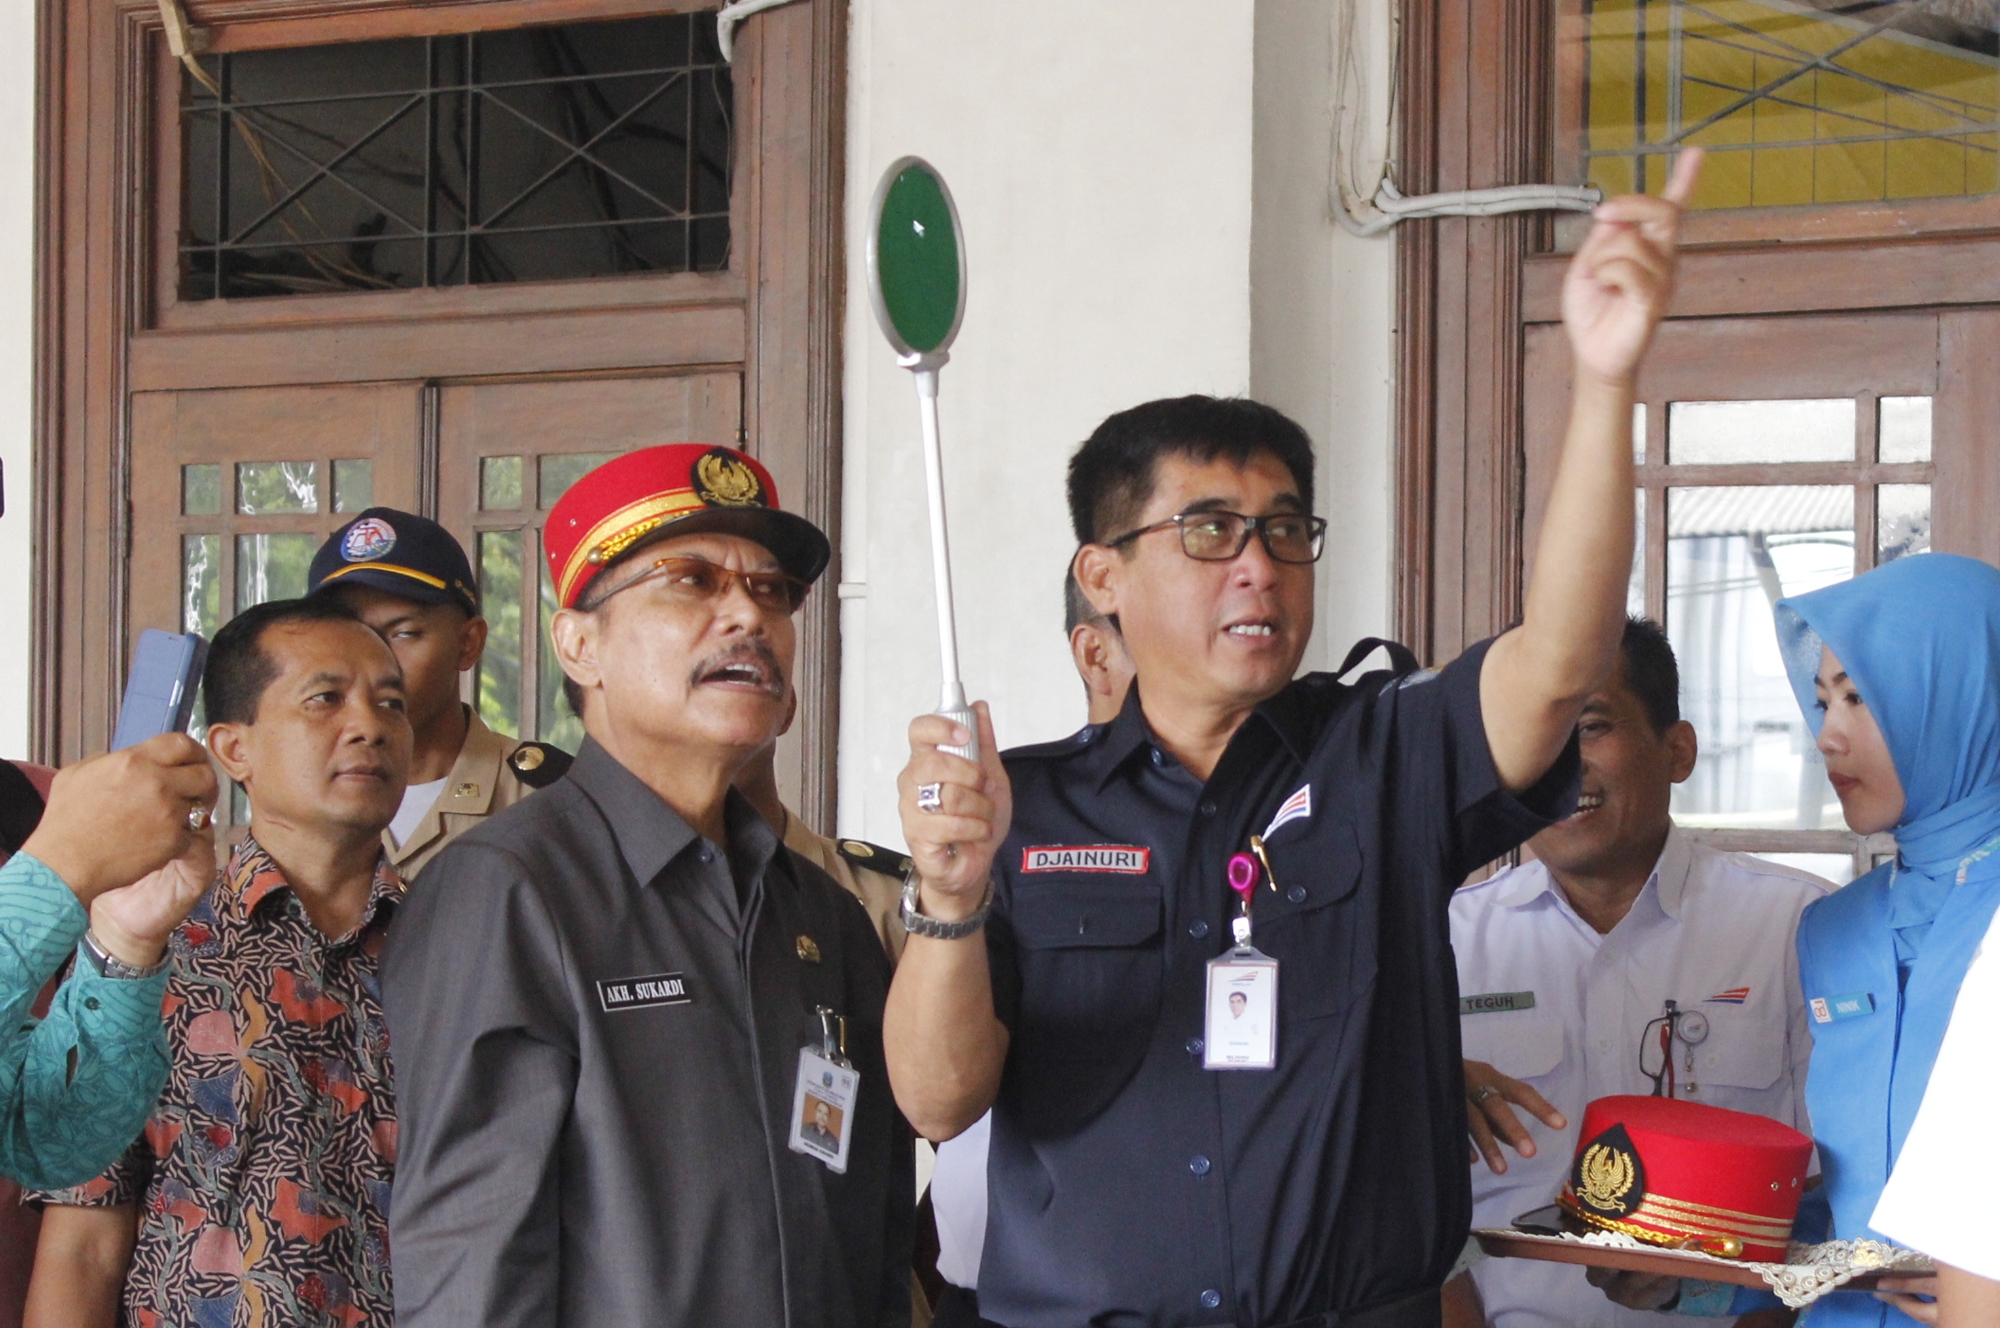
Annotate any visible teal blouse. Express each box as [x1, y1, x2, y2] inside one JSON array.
[[0, 852, 169, 1189]]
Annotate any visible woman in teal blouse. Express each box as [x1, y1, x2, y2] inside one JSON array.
[[0, 733, 215, 1190]]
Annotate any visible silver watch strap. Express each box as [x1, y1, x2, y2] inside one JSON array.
[[899, 874, 993, 940], [80, 931, 172, 981]]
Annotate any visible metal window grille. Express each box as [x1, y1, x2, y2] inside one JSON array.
[[1579, 0, 1999, 206], [181, 12, 732, 300]]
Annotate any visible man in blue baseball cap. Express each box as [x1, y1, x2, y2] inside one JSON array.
[[309, 508, 569, 878]]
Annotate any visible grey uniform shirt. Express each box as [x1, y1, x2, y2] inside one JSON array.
[[383, 738, 911, 1328]]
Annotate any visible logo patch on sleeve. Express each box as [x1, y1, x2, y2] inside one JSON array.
[[596, 972, 694, 1013], [1020, 845, 1152, 874]]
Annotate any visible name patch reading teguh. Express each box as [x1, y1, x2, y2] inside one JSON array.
[[1020, 846, 1152, 874], [597, 972, 694, 1013]]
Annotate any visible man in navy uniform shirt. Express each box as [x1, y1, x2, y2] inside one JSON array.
[[883, 156, 1704, 1328]]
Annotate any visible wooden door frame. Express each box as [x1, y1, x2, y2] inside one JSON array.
[[35, 0, 848, 829], [1395, 0, 2000, 664]]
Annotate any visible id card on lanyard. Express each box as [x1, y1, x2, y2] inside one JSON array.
[[789, 1006, 859, 1173], [1206, 837, 1280, 1071]]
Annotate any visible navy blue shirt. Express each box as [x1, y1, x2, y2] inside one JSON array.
[[978, 638, 1579, 1327]]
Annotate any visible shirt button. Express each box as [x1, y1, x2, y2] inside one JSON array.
[[83, 997, 100, 1011], [1200, 1289, 1222, 1310], [1190, 1154, 1211, 1175], [1286, 885, 1307, 904], [1199, 800, 1217, 817], [1188, 919, 1209, 939], [1150, 748, 1164, 766], [1186, 1036, 1204, 1056], [699, 846, 714, 863]]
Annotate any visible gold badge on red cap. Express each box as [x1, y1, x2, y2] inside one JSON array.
[[1574, 1123, 1645, 1217], [694, 448, 763, 507]]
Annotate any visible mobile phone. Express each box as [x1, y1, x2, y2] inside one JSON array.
[[111, 629, 209, 750]]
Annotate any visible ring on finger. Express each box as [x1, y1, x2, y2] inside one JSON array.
[[916, 782, 945, 814], [1469, 1085, 1499, 1106], [187, 805, 211, 832]]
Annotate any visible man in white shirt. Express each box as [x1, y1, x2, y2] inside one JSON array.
[[1445, 617, 1830, 1328], [308, 509, 570, 878]]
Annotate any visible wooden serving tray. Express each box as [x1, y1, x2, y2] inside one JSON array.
[[1472, 1229, 1906, 1292]]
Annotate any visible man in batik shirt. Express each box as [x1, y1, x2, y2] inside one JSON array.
[[23, 596, 410, 1328]]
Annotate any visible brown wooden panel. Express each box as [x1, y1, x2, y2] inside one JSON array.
[[1523, 235, 2000, 325], [734, 0, 844, 830], [128, 382, 424, 640], [192, 0, 717, 51], [130, 304, 748, 392], [1934, 311, 2000, 568], [435, 372, 742, 751]]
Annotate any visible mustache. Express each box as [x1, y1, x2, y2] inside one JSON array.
[[688, 641, 788, 697]]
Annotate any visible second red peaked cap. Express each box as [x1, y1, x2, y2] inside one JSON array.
[[543, 444, 832, 610], [1558, 1095, 1812, 1261]]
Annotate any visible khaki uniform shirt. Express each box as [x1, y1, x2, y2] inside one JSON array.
[[781, 812, 909, 963], [386, 708, 570, 881]]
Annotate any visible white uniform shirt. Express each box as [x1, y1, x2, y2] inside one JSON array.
[[1872, 908, 2000, 1278], [931, 1111, 990, 1290], [1452, 826, 1829, 1328]]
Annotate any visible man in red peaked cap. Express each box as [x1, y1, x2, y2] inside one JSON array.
[[382, 444, 912, 1328]]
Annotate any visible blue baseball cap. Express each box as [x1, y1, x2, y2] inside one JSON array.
[[308, 508, 481, 618]]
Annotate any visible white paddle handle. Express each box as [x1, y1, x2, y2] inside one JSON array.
[[913, 366, 979, 765]]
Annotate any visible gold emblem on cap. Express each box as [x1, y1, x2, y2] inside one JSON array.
[[796, 935, 821, 963], [1578, 1142, 1638, 1214], [695, 450, 763, 507], [513, 746, 546, 772]]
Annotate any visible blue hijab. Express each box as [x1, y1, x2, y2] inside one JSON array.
[[1777, 553, 2000, 960], [1776, 555, 2000, 1321]]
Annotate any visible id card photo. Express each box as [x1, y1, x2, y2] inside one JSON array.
[[788, 1047, 860, 1173], [1204, 955, 1278, 1070]]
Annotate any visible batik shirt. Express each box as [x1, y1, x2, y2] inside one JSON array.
[[33, 837, 402, 1328]]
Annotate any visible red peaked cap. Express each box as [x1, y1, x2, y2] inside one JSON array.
[[543, 444, 831, 610], [1558, 1095, 1811, 1261]]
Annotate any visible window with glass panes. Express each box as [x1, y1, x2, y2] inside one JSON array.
[[1631, 395, 1932, 883]]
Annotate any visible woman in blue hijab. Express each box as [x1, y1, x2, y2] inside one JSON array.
[[1774, 552, 2000, 1327]]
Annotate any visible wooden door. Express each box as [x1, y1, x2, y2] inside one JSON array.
[[435, 371, 741, 753], [1521, 308, 2000, 880], [42, 0, 846, 826], [128, 382, 423, 831]]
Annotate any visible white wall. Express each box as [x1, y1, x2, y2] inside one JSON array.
[[836, 0, 1396, 843], [1251, 0, 1396, 669], [838, 0, 1260, 842], [0, 1, 34, 758]]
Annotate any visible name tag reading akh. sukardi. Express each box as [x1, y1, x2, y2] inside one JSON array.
[[597, 972, 694, 1013], [1020, 845, 1151, 873]]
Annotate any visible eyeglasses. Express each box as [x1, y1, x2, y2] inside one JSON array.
[[1106, 510, 1327, 565], [1638, 1000, 1709, 1098], [593, 555, 809, 614]]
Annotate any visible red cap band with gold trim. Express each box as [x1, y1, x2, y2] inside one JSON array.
[[1558, 1095, 1811, 1261], [543, 445, 831, 610]]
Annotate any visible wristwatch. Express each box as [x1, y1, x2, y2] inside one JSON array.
[[79, 930, 172, 981], [900, 872, 993, 940]]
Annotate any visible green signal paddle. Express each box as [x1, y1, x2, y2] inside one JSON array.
[[867, 156, 977, 762]]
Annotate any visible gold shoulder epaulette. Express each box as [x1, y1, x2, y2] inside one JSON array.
[[836, 838, 914, 880], [508, 742, 574, 789]]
